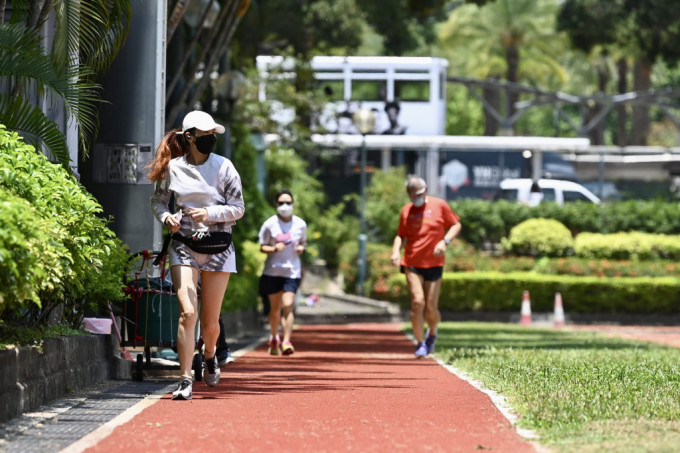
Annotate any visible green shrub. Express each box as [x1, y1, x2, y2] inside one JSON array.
[[574, 232, 680, 261], [0, 126, 128, 326], [386, 272, 680, 314], [447, 199, 680, 248], [365, 167, 407, 244], [503, 218, 573, 257]]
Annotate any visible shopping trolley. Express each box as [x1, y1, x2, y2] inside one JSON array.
[[119, 250, 204, 381]]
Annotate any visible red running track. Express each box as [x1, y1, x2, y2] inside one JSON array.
[[84, 324, 537, 453]]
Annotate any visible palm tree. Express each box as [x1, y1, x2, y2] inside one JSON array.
[[0, 1, 132, 168], [439, 0, 566, 135]]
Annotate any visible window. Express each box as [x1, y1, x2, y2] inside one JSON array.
[[500, 189, 518, 201], [351, 80, 386, 101], [563, 190, 591, 203], [542, 188, 556, 202], [395, 81, 429, 102], [316, 80, 344, 101]]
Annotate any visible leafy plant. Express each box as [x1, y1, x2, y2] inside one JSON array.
[[365, 166, 408, 244], [503, 218, 574, 257], [0, 126, 128, 327], [0, 3, 132, 167]]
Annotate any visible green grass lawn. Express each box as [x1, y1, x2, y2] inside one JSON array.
[[425, 322, 680, 453]]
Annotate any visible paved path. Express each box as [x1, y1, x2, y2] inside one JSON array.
[[73, 323, 536, 453]]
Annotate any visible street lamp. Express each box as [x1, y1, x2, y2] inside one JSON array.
[[352, 108, 376, 296]]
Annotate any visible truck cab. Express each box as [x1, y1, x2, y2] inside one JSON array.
[[499, 178, 601, 205]]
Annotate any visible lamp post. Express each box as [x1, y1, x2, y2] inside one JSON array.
[[352, 108, 376, 296]]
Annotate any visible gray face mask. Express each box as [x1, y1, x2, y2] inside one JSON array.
[[411, 196, 425, 207]]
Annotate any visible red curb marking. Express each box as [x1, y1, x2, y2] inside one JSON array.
[[84, 323, 537, 453]]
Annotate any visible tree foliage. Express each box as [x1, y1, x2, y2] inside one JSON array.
[[0, 1, 132, 168]]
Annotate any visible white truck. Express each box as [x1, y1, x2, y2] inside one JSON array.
[[499, 178, 601, 205]]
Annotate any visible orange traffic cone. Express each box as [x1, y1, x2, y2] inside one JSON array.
[[520, 290, 532, 326], [553, 292, 565, 327]]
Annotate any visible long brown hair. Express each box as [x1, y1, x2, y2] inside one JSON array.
[[147, 128, 190, 182]]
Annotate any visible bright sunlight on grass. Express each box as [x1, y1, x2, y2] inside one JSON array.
[[422, 322, 680, 453]]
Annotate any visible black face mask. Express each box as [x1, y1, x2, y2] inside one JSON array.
[[195, 134, 216, 155]]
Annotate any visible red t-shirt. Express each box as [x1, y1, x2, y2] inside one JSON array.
[[397, 197, 459, 268]]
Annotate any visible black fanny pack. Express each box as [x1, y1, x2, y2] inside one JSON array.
[[173, 231, 233, 254], [153, 231, 232, 266]]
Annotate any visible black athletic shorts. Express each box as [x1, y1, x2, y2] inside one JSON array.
[[400, 265, 443, 282]]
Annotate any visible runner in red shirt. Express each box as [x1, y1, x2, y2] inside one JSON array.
[[391, 176, 462, 358]]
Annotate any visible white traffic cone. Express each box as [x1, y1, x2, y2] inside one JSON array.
[[520, 290, 532, 326], [553, 292, 565, 327]]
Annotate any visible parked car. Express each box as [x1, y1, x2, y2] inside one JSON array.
[[498, 178, 601, 205]]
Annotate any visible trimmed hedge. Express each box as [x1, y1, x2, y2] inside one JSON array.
[[450, 199, 680, 247], [386, 272, 680, 314], [575, 232, 680, 260], [503, 218, 574, 256]]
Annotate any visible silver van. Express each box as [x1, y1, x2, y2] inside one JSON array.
[[499, 178, 601, 205]]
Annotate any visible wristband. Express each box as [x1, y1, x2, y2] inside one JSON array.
[[444, 238, 451, 245]]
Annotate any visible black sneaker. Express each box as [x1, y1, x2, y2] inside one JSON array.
[[204, 355, 221, 387], [172, 379, 192, 400]]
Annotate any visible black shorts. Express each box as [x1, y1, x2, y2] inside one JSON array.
[[259, 274, 301, 295], [401, 265, 443, 282]]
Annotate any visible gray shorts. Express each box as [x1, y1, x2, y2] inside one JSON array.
[[168, 240, 236, 273]]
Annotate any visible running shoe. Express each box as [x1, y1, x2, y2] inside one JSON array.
[[424, 329, 437, 355], [268, 335, 281, 355], [204, 355, 221, 387], [172, 379, 192, 400], [414, 342, 428, 358], [216, 348, 235, 367], [281, 341, 295, 355]]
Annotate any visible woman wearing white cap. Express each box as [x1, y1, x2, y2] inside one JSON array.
[[148, 111, 245, 400]]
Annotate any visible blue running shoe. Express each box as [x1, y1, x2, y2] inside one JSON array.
[[425, 329, 437, 355], [414, 342, 428, 358]]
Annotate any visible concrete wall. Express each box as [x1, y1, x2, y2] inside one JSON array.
[[0, 335, 127, 423]]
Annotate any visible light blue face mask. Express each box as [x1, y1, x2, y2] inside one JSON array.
[[411, 196, 425, 207]]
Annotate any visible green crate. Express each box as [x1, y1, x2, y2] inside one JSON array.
[[125, 278, 179, 344]]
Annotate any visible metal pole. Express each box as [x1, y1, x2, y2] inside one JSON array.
[[357, 133, 368, 296]]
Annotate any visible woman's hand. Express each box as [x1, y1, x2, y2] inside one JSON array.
[[187, 207, 209, 223], [296, 244, 305, 255], [164, 213, 181, 233], [274, 242, 286, 253]]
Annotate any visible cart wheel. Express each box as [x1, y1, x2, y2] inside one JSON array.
[[136, 354, 144, 381], [193, 353, 203, 382]]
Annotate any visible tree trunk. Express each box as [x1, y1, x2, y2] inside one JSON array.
[[505, 44, 519, 133], [615, 57, 628, 146], [167, 0, 190, 45], [588, 65, 609, 145], [483, 84, 500, 136], [631, 57, 652, 146]]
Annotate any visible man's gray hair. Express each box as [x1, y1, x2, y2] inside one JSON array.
[[405, 175, 427, 193]]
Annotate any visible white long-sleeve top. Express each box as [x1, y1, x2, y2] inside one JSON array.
[[150, 153, 245, 236]]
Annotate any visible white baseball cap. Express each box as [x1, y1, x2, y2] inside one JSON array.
[[178, 110, 225, 134]]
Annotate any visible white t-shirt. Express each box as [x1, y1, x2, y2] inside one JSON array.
[[259, 214, 307, 279], [150, 153, 244, 236]]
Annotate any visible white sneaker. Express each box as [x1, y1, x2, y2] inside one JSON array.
[[204, 355, 221, 387], [217, 349, 235, 367], [172, 379, 192, 400]]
